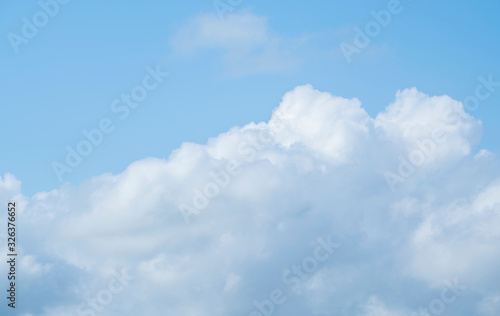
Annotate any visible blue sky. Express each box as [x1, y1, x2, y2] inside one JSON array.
[[1, 0, 499, 195], [1, 1, 500, 316]]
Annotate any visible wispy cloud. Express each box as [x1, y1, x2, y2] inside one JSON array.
[[170, 12, 302, 76]]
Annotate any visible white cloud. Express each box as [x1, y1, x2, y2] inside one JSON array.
[[478, 294, 500, 315], [375, 87, 481, 164], [170, 12, 301, 76], [1, 85, 499, 315], [20, 255, 52, 276], [406, 180, 500, 287], [0, 173, 22, 205], [361, 296, 406, 316]]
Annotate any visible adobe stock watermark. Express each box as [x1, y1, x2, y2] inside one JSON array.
[[411, 279, 467, 316], [248, 235, 340, 316], [461, 74, 500, 113], [178, 111, 293, 224], [76, 268, 134, 316], [384, 128, 447, 191], [384, 74, 499, 191], [51, 64, 168, 182], [213, 0, 245, 20], [7, 0, 73, 54], [340, 0, 406, 63]]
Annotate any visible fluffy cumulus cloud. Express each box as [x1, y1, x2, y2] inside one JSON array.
[[1, 85, 500, 316]]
